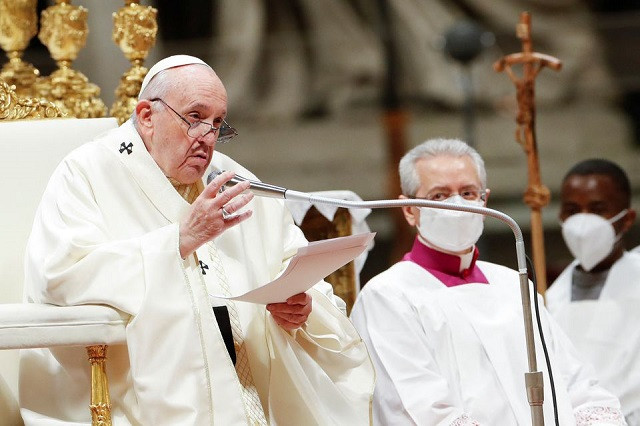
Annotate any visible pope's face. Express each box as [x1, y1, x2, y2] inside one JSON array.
[[402, 154, 484, 228], [144, 66, 228, 184]]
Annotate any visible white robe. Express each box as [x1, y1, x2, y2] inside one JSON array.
[[350, 260, 625, 425], [547, 252, 640, 424], [20, 120, 374, 425]]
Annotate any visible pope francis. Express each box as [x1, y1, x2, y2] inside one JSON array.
[[19, 55, 374, 425]]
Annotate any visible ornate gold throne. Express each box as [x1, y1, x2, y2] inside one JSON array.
[[0, 80, 127, 425], [0, 1, 157, 425]]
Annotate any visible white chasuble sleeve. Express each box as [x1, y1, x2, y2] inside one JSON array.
[[25, 149, 149, 314], [126, 228, 247, 425], [266, 288, 374, 426]]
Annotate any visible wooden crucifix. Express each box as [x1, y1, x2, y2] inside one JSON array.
[[494, 12, 562, 296]]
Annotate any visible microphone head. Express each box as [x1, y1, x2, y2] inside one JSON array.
[[206, 169, 222, 185], [206, 169, 247, 191], [206, 168, 286, 199]]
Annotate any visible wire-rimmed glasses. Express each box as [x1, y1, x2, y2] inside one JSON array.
[[408, 189, 486, 202], [150, 98, 238, 143]]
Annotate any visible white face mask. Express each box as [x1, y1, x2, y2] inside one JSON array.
[[561, 209, 628, 271], [417, 195, 484, 252]]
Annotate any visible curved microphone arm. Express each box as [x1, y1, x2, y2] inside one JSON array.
[[294, 192, 527, 268], [210, 170, 545, 425], [215, 172, 527, 270]]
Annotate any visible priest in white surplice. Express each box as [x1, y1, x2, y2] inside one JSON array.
[[546, 159, 640, 425], [350, 138, 626, 425], [20, 55, 374, 425]]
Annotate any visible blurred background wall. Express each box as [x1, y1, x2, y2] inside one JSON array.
[[7, 0, 640, 285]]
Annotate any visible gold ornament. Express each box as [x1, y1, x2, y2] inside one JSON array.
[[35, 0, 107, 118], [87, 345, 112, 426], [110, 0, 157, 124], [0, 0, 40, 96], [0, 78, 64, 120]]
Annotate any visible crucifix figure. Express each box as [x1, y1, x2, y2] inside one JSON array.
[[494, 12, 562, 296]]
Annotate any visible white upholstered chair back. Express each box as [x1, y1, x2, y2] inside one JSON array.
[[0, 118, 119, 424]]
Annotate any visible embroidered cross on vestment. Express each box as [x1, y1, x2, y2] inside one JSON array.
[[119, 142, 133, 154]]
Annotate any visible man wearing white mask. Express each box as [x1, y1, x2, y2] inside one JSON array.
[[547, 159, 640, 424], [350, 138, 626, 425]]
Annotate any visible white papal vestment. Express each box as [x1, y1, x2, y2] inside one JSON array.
[[547, 252, 640, 425], [351, 259, 625, 425], [20, 121, 374, 425]]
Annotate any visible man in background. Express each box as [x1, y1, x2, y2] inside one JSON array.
[[547, 158, 640, 424]]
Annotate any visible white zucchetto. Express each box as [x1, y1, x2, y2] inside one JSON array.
[[138, 55, 211, 99]]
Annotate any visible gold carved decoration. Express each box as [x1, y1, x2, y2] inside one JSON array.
[[110, 0, 158, 124], [0, 78, 64, 119], [87, 345, 112, 426], [35, 0, 106, 118], [0, 0, 40, 96], [300, 207, 358, 314]]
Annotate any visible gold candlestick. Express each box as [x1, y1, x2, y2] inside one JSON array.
[[110, 0, 157, 124], [35, 0, 107, 118], [0, 0, 40, 96]]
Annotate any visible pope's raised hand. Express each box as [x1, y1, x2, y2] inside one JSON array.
[[179, 171, 254, 258]]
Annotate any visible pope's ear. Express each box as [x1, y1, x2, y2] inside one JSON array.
[[135, 100, 154, 129]]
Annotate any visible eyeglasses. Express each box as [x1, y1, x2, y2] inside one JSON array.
[[408, 189, 486, 202], [150, 98, 238, 143]]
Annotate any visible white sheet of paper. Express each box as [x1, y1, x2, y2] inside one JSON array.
[[209, 232, 376, 304]]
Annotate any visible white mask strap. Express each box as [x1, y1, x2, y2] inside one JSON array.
[[610, 209, 629, 243], [608, 208, 628, 225]]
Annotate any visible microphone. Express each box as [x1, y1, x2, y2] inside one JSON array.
[[208, 168, 545, 424], [207, 170, 312, 202]]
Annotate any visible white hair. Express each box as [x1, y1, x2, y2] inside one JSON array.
[[131, 63, 215, 125], [398, 138, 487, 196]]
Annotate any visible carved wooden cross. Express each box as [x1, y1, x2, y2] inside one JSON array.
[[494, 12, 562, 296]]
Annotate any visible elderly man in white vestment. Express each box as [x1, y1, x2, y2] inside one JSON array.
[[20, 55, 374, 425], [350, 138, 626, 425], [546, 159, 640, 425]]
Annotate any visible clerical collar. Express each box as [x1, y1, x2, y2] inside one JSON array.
[[402, 237, 489, 287], [168, 177, 204, 204], [571, 266, 609, 302]]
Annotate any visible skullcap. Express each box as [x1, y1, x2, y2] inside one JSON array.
[[139, 55, 210, 99]]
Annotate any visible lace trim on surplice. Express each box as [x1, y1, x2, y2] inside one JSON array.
[[575, 406, 627, 425], [451, 414, 481, 426]]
